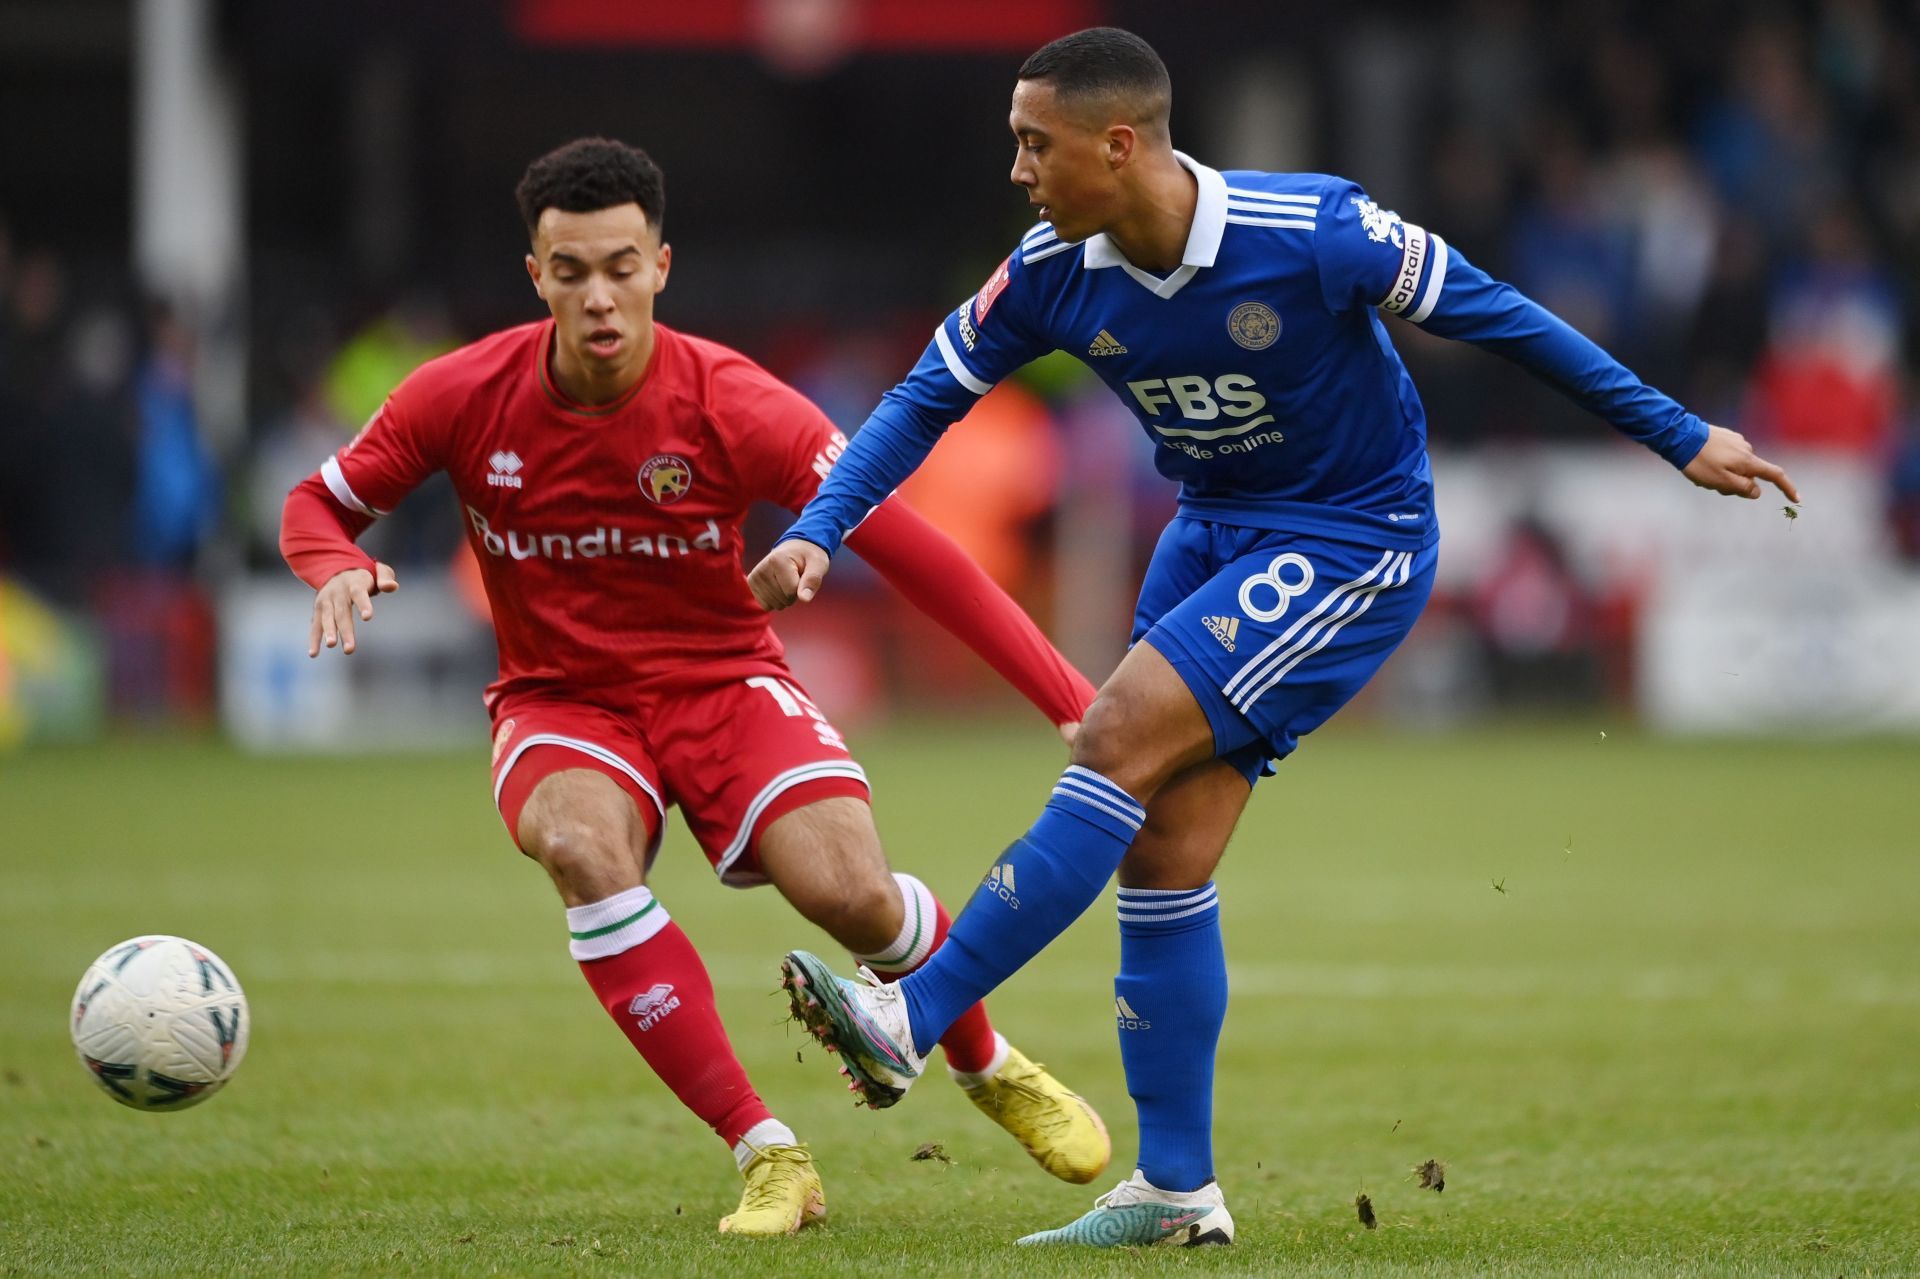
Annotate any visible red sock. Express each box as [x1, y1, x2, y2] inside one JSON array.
[[577, 918, 773, 1147], [862, 875, 999, 1075]]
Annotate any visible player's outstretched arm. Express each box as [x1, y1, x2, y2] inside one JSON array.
[[844, 498, 1098, 731], [1681, 424, 1800, 503], [307, 564, 400, 657], [748, 538, 832, 610]]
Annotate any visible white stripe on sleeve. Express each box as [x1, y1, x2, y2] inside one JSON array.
[[932, 324, 993, 396], [320, 455, 382, 517]]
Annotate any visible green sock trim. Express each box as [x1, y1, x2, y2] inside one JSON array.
[[569, 897, 659, 941], [868, 885, 926, 967]]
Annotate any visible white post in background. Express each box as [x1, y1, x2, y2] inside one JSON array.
[[133, 0, 246, 460]]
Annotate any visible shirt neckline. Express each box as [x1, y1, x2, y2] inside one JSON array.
[[1081, 151, 1226, 299], [535, 320, 664, 420]]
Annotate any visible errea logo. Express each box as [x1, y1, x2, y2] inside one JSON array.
[[488, 451, 524, 488], [628, 983, 681, 1032]]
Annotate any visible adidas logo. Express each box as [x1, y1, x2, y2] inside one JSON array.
[[488, 450, 525, 489], [1115, 995, 1151, 1031], [983, 862, 1020, 910], [1087, 329, 1128, 356], [628, 982, 681, 1031], [1202, 615, 1240, 652]]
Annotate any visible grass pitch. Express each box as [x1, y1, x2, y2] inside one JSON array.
[[2, 721, 1917, 1276]]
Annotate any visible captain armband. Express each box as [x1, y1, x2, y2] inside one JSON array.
[[1379, 224, 1448, 325]]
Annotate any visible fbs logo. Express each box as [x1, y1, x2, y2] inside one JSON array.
[[983, 862, 1019, 910], [628, 983, 682, 1032], [488, 450, 525, 489], [1115, 995, 1151, 1031], [638, 454, 693, 505], [491, 718, 516, 766], [1087, 329, 1128, 357], [1202, 615, 1239, 652]]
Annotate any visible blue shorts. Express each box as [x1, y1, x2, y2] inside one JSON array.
[[1131, 518, 1438, 785]]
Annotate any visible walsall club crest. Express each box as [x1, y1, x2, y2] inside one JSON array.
[[1227, 301, 1280, 351], [638, 454, 693, 504]]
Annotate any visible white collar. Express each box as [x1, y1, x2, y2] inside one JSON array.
[[1082, 151, 1226, 299]]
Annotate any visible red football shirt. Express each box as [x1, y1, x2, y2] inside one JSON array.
[[280, 319, 1096, 723], [299, 320, 863, 694]]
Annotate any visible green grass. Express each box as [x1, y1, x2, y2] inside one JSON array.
[[2, 721, 1917, 1276]]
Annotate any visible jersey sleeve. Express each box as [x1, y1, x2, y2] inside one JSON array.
[[1313, 180, 1709, 468], [320, 371, 446, 519], [843, 498, 1097, 728], [278, 368, 446, 588], [707, 358, 852, 514], [783, 249, 1051, 556]]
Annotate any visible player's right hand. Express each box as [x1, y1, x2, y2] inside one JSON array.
[[748, 539, 830, 611], [308, 562, 398, 657], [1682, 425, 1801, 503]]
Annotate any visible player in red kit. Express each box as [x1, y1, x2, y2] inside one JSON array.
[[279, 138, 1110, 1236]]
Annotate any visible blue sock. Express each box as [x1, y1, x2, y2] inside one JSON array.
[[1115, 883, 1225, 1193], [900, 766, 1145, 1054]]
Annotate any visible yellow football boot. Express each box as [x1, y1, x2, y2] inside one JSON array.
[[717, 1143, 827, 1236], [960, 1042, 1111, 1184]]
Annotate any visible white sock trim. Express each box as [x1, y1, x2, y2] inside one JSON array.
[[733, 1118, 799, 1170], [854, 872, 939, 974], [947, 1031, 1010, 1088], [566, 886, 672, 961]]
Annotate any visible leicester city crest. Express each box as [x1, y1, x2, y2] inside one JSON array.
[[638, 454, 693, 504], [1227, 301, 1280, 351]]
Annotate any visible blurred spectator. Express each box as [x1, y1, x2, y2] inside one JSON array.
[[324, 293, 456, 431], [1746, 201, 1903, 455], [248, 376, 348, 558], [35, 308, 137, 600], [1888, 382, 1920, 564], [1509, 122, 1633, 351], [1692, 19, 1838, 247], [1468, 517, 1601, 708], [896, 380, 1061, 594], [130, 301, 219, 570]]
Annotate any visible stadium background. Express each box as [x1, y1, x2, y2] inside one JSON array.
[[5, 0, 1920, 744], [2, 2, 1918, 1273]]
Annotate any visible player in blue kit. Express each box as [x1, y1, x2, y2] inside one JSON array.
[[749, 28, 1799, 1246]]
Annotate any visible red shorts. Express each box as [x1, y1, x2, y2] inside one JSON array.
[[488, 661, 869, 887]]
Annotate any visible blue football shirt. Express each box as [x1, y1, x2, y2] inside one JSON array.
[[785, 152, 1709, 556]]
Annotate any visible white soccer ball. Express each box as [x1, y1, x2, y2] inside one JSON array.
[[70, 935, 249, 1111]]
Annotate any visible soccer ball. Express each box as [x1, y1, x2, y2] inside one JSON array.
[[70, 935, 250, 1111]]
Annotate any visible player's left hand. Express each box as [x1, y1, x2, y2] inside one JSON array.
[[1682, 425, 1801, 503], [748, 539, 832, 610], [1057, 721, 1080, 748]]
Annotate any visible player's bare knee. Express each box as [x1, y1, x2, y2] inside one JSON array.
[[805, 870, 899, 954], [1070, 691, 1171, 801], [526, 819, 634, 899]]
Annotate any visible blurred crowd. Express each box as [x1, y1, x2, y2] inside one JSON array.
[[2, 2, 1918, 728]]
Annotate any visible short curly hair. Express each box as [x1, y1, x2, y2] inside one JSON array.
[[515, 138, 666, 240]]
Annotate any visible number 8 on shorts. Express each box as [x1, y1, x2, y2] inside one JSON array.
[[1237, 552, 1314, 623]]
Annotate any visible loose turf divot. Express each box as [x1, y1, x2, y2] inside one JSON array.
[[1356, 1193, 1378, 1229]]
